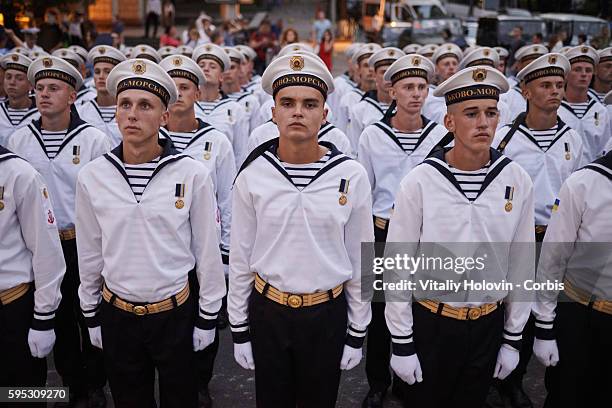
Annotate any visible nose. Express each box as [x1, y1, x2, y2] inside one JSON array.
[[476, 111, 488, 128]]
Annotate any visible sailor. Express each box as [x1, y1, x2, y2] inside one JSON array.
[[416, 44, 439, 60], [385, 66, 535, 408], [402, 44, 420, 55], [587, 46, 611, 103], [67, 45, 92, 89], [532, 150, 612, 408], [158, 46, 177, 59], [0, 53, 39, 146], [77, 45, 126, 148], [328, 42, 363, 117], [6, 55, 110, 406], [358, 53, 448, 408], [0, 145, 65, 389], [494, 46, 509, 75], [422, 43, 463, 123], [228, 52, 372, 407], [76, 58, 225, 407], [52, 48, 97, 105], [177, 45, 194, 58], [346, 47, 405, 153], [131, 44, 161, 63], [558, 46, 610, 164], [236, 45, 264, 103]]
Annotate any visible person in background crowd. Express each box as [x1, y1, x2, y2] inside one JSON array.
[[577, 33, 587, 45], [318, 29, 334, 71], [160, 25, 182, 47], [280, 28, 299, 47], [184, 23, 209, 49], [162, 0, 175, 30], [311, 9, 332, 46], [249, 20, 278, 75], [68, 11, 85, 48], [39, 8, 65, 52], [211, 30, 225, 46], [145, 0, 162, 38], [549, 31, 566, 53], [531, 32, 544, 44], [508, 26, 526, 68]]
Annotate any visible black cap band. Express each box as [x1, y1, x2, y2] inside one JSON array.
[[117, 77, 171, 106], [444, 85, 500, 106], [134, 54, 158, 63], [35, 69, 77, 88], [373, 59, 397, 70], [4, 63, 28, 74], [523, 67, 565, 84], [196, 54, 226, 70], [93, 56, 121, 66], [570, 55, 595, 66], [390, 68, 429, 85], [435, 53, 460, 63], [466, 59, 495, 68], [168, 69, 200, 86], [357, 53, 374, 64], [272, 73, 328, 99]]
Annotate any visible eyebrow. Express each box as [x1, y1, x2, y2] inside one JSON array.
[[462, 106, 499, 113]]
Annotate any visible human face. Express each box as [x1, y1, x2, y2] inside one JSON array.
[[93, 62, 115, 93], [286, 30, 297, 43], [374, 65, 391, 95], [272, 86, 327, 143], [35, 79, 76, 117], [436, 56, 459, 82], [223, 61, 241, 87], [170, 77, 200, 114], [567, 62, 594, 91], [198, 58, 223, 87], [116, 89, 168, 145], [3, 69, 31, 100], [445, 99, 499, 154], [359, 59, 375, 90], [595, 60, 612, 85], [390, 77, 428, 115], [497, 58, 507, 74], [522, 76, 565, 113]]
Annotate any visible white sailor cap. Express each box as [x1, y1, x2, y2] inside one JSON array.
[[433, 66, 509, 106], [158, 46, 177, 59], [88, 46, 126, 66], [192, 43, 231, 71], [123, 47, 134, 58], [261, 53, 334, 98], [416, 44, 439, 57], [160, 54, 206, 87], [132, 44, 161, 63], [345, 42, 364, 58], [52, 48, 82, 70], [12, 47, 31, 56], [27, 56, 83, 89], [565, 45, 599, 66], [106, 59, 178, 106], [69, 45, 89, 65], [599, 47, 612, 64], [559, 46, 572, 55], [513, 44, 548, 64], [493, 47, 509, 59], [516, 53, 570, 84], [603, 90, 612, 105], [368, 47, 405, 70], [432, 43, 463, 64], [223, 46, 245, 65], [402, 44, 421, 54], [384, 54, 435, 85], [1, 53, 33, 73], [352, 43, 382, 65], [28, 50, 50, 60], [459, 47, 499, 69], [176, 45, 194, 57], [235, 45, 257, 61], [463, 45, 478, 55], [277, 43, 316, 58]]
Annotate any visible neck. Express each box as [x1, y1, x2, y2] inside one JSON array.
[[565, 86, 588, 103], [376, 88, 392, 104], [391, 109, 422, 132], [201, 85, 221, 102], [96, 90, 115, 106], [446, 144, 489, 171], [222, 82, 241, 94], [123, 137, 163, 165], [360, 81, 375, 93], [526, 107, 557, 130], [277, 136, 324, 164], [592, 78, 611, 93], [8, 95, 31, 109], [167, 109, 199, 133], [41, 109, 71, 131]]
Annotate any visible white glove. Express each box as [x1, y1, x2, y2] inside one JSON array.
[[340, 345, 362, 370], [28, 328, 56, 358], [88, 326, 103, 350], [533, 338, 559, 367], [234, 341, 255, 370], [493, 344, 520, 379], [390, 354, 423, 385], [193, 327, 216, 351]]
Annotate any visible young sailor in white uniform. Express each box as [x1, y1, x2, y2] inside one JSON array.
[[385, 66, 535, 408], [6, 55, 110, 406], [131, 44, 161, 63], [421, 44, 463, 122], [328, 42, 362, 117], [347, 47, 405, 153], [588, 47, 611, 103], [236, 45, 264, 103], [416, 44, 439, 60], [0, 145, 65, 388], [77, 46, 126, 148], [158, 46, 177, 59], [358, 53, 448, 408], [228, 52, 373, 407], [76, 58, 225, 407], [559, 46, 610, 164], [52, 49, 97, 106], [0, 53, 39, 146], [532, 150, 612, 408], [494, 47, 509, 75]]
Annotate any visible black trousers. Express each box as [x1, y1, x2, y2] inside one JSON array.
[[250, 289, 347, 408], [145, 12, 160, 38], [543, 301, 612, 408], [100, 294, 198, 408], [403, 302, 504, 408], [53, 239, 106, 394]]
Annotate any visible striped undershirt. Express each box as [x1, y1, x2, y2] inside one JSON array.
[[449, 161, 490, 202], [566, 101, 589, 118], [394, 128, 422, 153], [124, 157, 160, 202], [41, 130, 66, 159], [98, 105, 116, 123], [167, 130, 197, 152], [278, 151, 332, 190], [7, 107, 30, 126], [198, 98, 222, 115], [529, 125, 558, 150]]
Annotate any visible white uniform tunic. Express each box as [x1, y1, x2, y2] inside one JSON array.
[[76, 139, 226, 324], [242, 74, 266, 104], [533, 152, 612, 334], [77, 99, 122, 148], [559, 97, 611, 164], [329, 72, 358, 119], [493, 116, 584, 225], [358, 116, 449, 220], [247, 120, 354, 158], [347, 91, 392, 154], [500, 86, 526, 122], [385, 148, 535, 353], [336, 88, 365, 134], [6, 114, 111, 230], [159, 119, 236, 263], [0, 99, 40, 147], [74, 86, 97, 106], [228, 140, 373, 343], [0, 146, 65, 329], [226, 90, 261, 133]]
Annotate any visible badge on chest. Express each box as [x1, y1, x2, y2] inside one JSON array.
[[504, 185, 514, 212], [338, 178, 349, 206], [175, 183, 186, 209]]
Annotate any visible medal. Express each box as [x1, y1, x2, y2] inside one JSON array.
[[227, 109, 235, 124], [338, 178, 349, 206], [203, 141, 212, 160], [72, 145, 80, 165], [175, 183, 186, 209], [594, 112, 599, 126], [564, 142, 570, 160], [504, 186, 514, 212], [0, 186, 4, 211]]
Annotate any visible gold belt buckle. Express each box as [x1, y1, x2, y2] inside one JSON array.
[[133, 305, 148, 315], [468, 307, 482, 320], [287, 294, 303, 308]]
